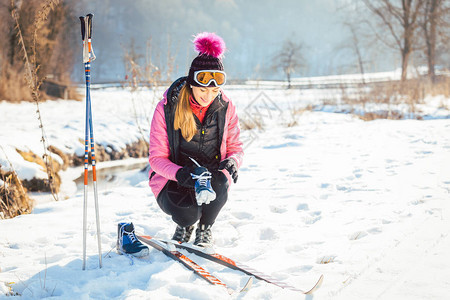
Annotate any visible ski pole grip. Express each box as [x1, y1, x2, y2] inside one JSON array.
[[79, 16, 85, 41], [87, 13, 94, 39]]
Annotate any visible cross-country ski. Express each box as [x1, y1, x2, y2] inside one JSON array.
[[137, 235, 253, 294], [144, 235, 324, 295]]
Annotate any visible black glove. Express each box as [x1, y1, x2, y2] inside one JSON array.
[[218, 158, 238, 183], [211, 170, 229, 187], [175, 166, 195, 188]]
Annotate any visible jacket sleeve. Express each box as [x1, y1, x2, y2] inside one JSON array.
[[148, 101, 181, 181], [224, 100, 244, 168]]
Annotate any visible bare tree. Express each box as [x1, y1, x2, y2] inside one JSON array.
[[272, 39, 306, 89], [363, 0, 425, 82], [419, 0, 449, 82], [349, 24, 366, 78], [338, 21, 368, 84]]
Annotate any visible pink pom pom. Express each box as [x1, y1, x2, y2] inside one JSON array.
[[193, 32, 226, 58]]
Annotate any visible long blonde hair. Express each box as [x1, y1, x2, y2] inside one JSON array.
[[174, 84, 197, 141]]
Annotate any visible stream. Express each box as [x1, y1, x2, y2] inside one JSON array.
[[73, 158, 149, 192]]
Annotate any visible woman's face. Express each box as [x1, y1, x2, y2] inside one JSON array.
[[191, 86, 220, 107]]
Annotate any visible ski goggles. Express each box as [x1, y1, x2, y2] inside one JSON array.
[[193, 70, 227, 87]]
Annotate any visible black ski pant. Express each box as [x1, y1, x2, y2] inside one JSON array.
[[157, 172, 229, 228]]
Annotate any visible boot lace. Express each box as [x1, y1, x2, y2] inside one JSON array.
[[173, 225, 194, 243], [194, 225, 212, 246], [191, 171, 212, 187], [123, 228, 137, 243]]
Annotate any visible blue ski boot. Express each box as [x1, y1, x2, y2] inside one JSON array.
[[191, 167, 216, 205], [117, 222, 149, 257]]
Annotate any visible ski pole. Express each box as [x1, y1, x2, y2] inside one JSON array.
[[80, 13, 88, 272], [80, 13, 102, 270], [86, 13, 102, 270]]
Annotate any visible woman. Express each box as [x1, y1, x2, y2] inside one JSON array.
[[116, 32, 242, 256], [148, 32, 243, 250]]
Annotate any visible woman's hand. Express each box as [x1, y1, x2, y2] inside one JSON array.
[[218, 158, 238, 183], [175, 166, 195, 188]]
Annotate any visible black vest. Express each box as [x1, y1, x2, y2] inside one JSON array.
[[164, 77, 229, 170]]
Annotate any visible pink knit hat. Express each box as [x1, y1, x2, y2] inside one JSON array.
[[187, 32, 226, 87]]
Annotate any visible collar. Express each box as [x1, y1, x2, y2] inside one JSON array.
[[189, 95, 213, 111]]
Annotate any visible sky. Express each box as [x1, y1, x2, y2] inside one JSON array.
[[72, 0, 390, 82]]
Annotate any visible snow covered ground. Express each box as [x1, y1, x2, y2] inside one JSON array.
[[1, 80, 450, 299]]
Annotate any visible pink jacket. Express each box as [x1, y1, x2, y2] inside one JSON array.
[[148, 89, 243, 199]]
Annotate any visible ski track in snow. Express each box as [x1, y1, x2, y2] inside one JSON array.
[[0, 88, 450, 299]]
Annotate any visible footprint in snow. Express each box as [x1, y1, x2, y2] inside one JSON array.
[[116, 210, 134, 217], [270, 205, 287, 213], [297, 203, 309, 211], [319, 183, 332, 189], [336, 185, 350, 191], [320, 193, 331, 200], [8, 243, 20, 249], [285, 244, 305, 253], [260, 227, 278, 240], [231, 211, 254, 220], [286, 264, 313, 273], [292, 173, 312, 178], [353, 169, 363, 178], [263, 141, 302, 149], [284, 134, 304, 140], [302, 211, 322, 224], [409, 199, 425, 206], [416, 150, 433, 156], [367, 227, 382, 234]]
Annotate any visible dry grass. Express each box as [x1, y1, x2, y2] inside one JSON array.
[[287, 105, 313, 127], [424, 76, 450, 98], [11, 0, 60, 200], [0, 0, 77, 102], [0, 146, 33, 219], [0, 67, 33, 102], [16, 150, 46, 169], [69, 139, 149, 167], [16, 147, 68, 173], [337, 76, 450, 121], [15, 149, 62, 193], [121, 37, 178, 150], [0, 170, 33, 219], [240, 117, 265, 131], [48, 145, 69, 171], [357, 110, 405, 121]]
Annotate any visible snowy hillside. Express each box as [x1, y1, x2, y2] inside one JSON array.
[[1, 80, 450, 299]]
